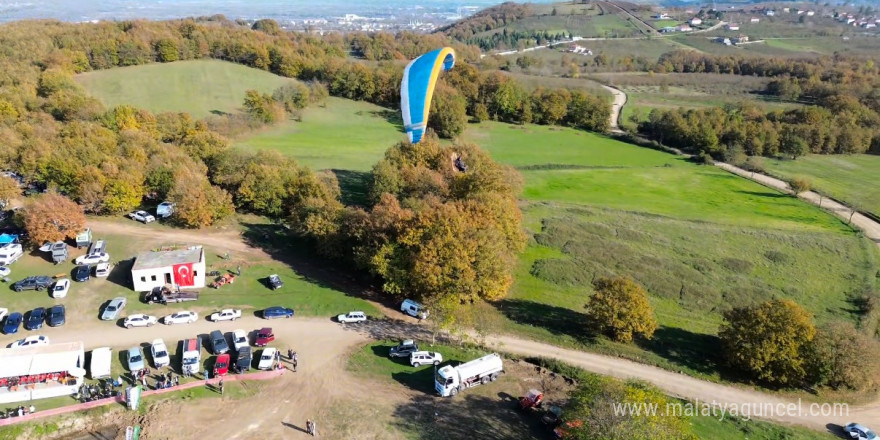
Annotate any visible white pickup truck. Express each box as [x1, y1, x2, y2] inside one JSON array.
[[210, 309, 242, 322]]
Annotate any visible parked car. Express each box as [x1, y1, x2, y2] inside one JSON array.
[[123, 314, 158, 328], [258, 348, 277, 370], [25, 307, 46, 330], [101, 297, 127, 321], [389, 340, 419, 358], [12, 275, 52, 292], [0, 266, 10, 277], [11, 335, 50, 348], [255, 327, 274, 347], [2, 312, 22, 334], [214, 353, 230, 376], [401, 299, 428, 319], [262, 306, 294, 319], [163, 310, 198, 325], [47, 304, 65, 327], [126, 347, 145, 372], [336, 311, 367, 323], [210, 329, 229, 355], [236, 346, 252, 372], [151, 339, 170, 368], [845, 423, 878, 440], [210, 309, 241, 322], [232, 329, 248, 350], [72, 265, 90, 282], [128, 210, 155, 223], [0, 307, 7, 321], [95, 262, 110, 278], [51, 279, 70, 298], [410, 351, 443, 367], [266, 274, 283, 290], [74, 253, 109, 265]]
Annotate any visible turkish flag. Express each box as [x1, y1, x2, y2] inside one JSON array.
[[173, 263, 195, 287]]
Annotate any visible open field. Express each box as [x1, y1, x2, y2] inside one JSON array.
[[76, 60, 299, 118], [765, 154, 880, 216], [234, 97, 404, 171], [480, 13, 642, 39]]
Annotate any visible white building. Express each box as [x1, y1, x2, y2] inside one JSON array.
[[750, 17, 761, 23], [131, 246, 206, 292], [0, 342, 85, 404], [689, 17, 702, 26], [727, 23, 740, 30]]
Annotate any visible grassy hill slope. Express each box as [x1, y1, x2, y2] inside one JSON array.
[[76, 59, 299, 118]]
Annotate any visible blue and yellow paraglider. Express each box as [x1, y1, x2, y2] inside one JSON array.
[[400, 47, 456, 144]]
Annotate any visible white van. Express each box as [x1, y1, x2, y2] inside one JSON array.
[[0, 243, 23, 265], [90, 347, 112, 379], [401, 299, 428, 319]]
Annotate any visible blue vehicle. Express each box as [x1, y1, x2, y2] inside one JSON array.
[[47, 305, 65, 327], [25, 307, 46, 330], [262, 306, 294, 320], [3, 312, 22, 334]]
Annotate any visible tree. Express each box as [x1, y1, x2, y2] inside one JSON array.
[[584, 276, 657, 343], [719, 299, 816, 386], [428, 83, 467, 139], [154, 39, 179, 62], [18, 193, 86, 244], [168, 172, 234, 228], [243, 89, 283, 124], [806, 322, 880, 390], [252, 19, 281, 35], [272, 83, 310, 113], [789, 176, 812, 194], [0, 176, 20, 207]]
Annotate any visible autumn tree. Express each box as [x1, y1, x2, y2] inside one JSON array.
[[18, 193, 86, 244], [154, 39, 179, 62], [806, 322, 880, 390], [428, 83, 467, 139], [243, 89, 283, 124], [584, 276, 658, 343], [272, 83, 310, 114], [0, 176, 21, 207], [719, 299, 816, 386], [167, 172, 234, 228]]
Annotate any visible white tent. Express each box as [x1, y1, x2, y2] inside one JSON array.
[[0, 341, 84, 404]]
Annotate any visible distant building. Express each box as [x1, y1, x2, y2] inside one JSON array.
[[689, 17, 702, 26], [727, 23, 740, 31], [660, 26, 677, 33], [765, 10, 775, 16], [783, 7, 790, 13], [732, 34, 749, 44], [678, 25, 693, 32], [750, 17, 760, 23], [653, 13, 670, 19], [866, 23, 877, 29], [716, 37, 732, 46]]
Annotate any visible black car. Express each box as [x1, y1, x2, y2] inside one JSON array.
[[236, 346, 252, 372], [266, 274, 283, 290], [25, 307, 46, 330], [73, 265, 90, 282], [47, 304, 66, 327], [262, 306, 294, 319], [209, 330, 229, 355], [12, 276, 52, 292], [389, 339, 419, 358], [2, 312, 22, 334]]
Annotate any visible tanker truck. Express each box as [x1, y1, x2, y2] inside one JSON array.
[[435, 353, 503, 397]]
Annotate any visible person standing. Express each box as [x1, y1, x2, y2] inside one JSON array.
[[287, 348, 293, 361], [306, 420, 313, 436], [219, 378, 224, 395]]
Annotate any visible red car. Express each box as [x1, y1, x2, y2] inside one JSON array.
[[214, 353, 230, 376], [255, 327, 275, 347]]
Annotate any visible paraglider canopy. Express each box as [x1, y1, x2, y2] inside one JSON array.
[[400, 47, 456, 144]]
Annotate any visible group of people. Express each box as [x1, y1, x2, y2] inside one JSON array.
[[154, 372, 178, 390], [287, 348, 298, 372]]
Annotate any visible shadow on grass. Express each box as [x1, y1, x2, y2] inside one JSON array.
[[494, 299, 595, 343], [734, 189, 790, 199], [365, 109, 404, 131], [331, 169, 371, 207], [391, 393, 548, 440], [106, 258, 134, 290], [634, 326, 725, 377]]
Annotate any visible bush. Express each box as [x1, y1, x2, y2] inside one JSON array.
[[585, 276, 658, 343], [807, 322, 880, 390], [789, 176, 812, 194]]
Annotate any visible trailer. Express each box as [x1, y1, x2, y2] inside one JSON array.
[[90, 347, 112, 379], [181, 338, 201, 375], [435, 353, 503, 397], [144, 286, 199, 304], [50, 241, 68, 264], [75, 228, 91, 249]]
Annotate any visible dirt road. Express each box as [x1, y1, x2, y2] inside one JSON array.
[[601, 85, 627, 133], [716, 162, 880, 246], [87, 219, 269, 258]]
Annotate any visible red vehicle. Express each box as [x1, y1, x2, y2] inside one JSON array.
[[255, 327, 275, 347], [553, 420, 583, 439], [213, 353, 230, 376], [518, 389, 544, 411]]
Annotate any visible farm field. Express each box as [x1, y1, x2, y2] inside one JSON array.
[[76, 60, 299, 118], [766, 154, 880, 216], [480, 13, 642, 39]]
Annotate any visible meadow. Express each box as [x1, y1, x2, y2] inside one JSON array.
[[765, 154, 880, 216], [76, 60, 299, 118]]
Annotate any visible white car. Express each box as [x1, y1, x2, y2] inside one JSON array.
[[163, 310, 198, 325], [410, 351, 443, 367], [11, 335, 50, 348], [128, 210, 155, 223], [0, 266, 10, 277], [51, 279, 70, 298], [845, 423, 878, 440], [337, 311, 367, 323], [258, 347, 277, 370], [150, 339, 170, 368], [0, 307, 7, 321], [232, 329, 248, 350], [95, 262, 110, 278], [74, 252, 110, 265], [210, 309, 242, 322], [123, 314, 158, 328]]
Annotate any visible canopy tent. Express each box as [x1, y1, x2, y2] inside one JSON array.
[[0, 341, 84, 404]]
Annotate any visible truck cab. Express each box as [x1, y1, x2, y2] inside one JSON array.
[[181, 338, 202, 375]]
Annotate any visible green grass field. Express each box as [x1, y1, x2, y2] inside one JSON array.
[[76, 60, 299, 118], [765, 154, 880, 216], [234, 97, 404, 171]]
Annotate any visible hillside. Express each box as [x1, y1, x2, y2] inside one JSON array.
[[76, 59, 299, 118]]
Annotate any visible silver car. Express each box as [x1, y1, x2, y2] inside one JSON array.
[[101, 297, 127, 321]]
